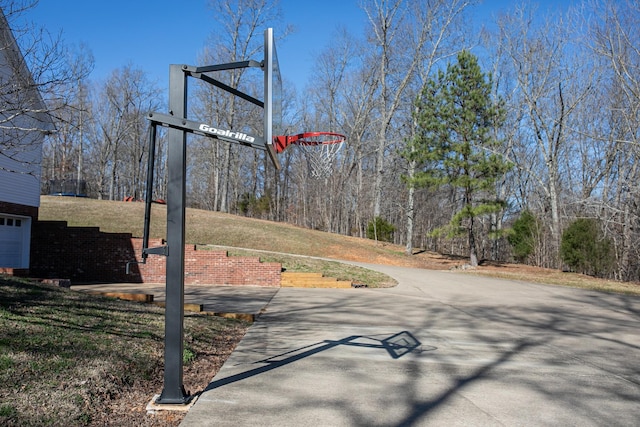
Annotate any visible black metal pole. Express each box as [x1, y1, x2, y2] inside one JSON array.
[[142, 124, 156, 258], [157, 64, 189, 404]]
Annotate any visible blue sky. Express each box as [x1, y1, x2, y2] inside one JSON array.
[[23, 0, 560, 91]]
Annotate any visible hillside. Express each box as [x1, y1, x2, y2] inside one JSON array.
[[38, 195, 457, 269], [38, 196, 640, 295]]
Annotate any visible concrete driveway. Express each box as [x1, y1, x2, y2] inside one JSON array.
[[178, 264, 640, 426]]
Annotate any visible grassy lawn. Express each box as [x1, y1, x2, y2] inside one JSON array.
[[471, 264, 640, 296], [38, 196, 416, 266], [0, 275, 248, 426], [220, 246, 397, 287]]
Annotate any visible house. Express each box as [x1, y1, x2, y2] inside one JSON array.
[[0, 9, 53, 269]]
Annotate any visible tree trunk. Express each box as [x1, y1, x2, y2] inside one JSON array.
[[549, 179, 561, 267], [468, 215, 478, 267], [405, 184, 415, 256], [220, 142, 231, 212]]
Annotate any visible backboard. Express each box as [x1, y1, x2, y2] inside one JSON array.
[[264, 28, 282, 168]]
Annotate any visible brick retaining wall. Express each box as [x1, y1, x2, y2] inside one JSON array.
[[26, 220, 281, 286]]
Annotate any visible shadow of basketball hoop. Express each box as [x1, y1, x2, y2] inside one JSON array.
[[381, 331, 426, 359], [202, 331, 431, 394]]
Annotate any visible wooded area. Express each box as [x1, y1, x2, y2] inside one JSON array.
[[7, 0, 640, 281]]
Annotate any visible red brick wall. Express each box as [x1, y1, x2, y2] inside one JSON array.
[[29, 221, 136, 282], [131, 239, 281, 287], [28, 221, 281, 286]]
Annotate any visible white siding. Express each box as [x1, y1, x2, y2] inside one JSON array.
[[0, 11, 48, 208], [0, 130, 42, 207], [0, 10, 52, 269]]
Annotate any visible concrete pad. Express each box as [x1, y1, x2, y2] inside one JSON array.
[[71, 283, 279, 316], [146, 394, 198, 414], [181, 265, 640, 426]]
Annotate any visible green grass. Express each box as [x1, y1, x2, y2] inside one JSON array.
[[0, 275, 248, 426]]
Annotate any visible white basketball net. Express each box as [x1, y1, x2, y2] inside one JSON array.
[[294, 133, 346, 179]]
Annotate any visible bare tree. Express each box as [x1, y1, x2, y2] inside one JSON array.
[[88, 65, 161, 200], [322, 32, 378, 237], [188, 0, 288, 212], [585, 0, 640, 280], [0, 1, 91, 176], [40, 43, 94, 192], [300, 27, 359, 233], [497, 4, 593, 268]]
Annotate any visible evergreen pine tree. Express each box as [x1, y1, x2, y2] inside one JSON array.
[[404, 50, 511, 266]]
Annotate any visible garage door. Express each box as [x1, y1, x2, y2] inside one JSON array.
[[0, 215, 30, 268]]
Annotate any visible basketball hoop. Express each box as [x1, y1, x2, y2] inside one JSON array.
[[274, 132, 346, 178]]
